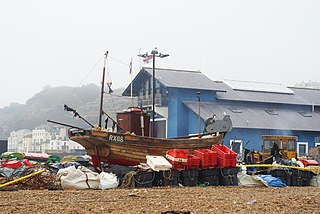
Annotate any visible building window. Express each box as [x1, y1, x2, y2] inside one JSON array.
[[230, 140, 242, 155], [145, 79, 149, 99], [150, 119, 167, 138], [297, 142, 308, 157]]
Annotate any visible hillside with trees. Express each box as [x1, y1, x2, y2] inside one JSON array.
[[0, 84, 134, 138]]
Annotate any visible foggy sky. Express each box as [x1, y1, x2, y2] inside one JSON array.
[[1, 0, 320, 108]]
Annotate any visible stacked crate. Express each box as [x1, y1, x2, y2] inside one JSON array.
[[194, 149, 217, 169], [288, 169, 314, 186], [153, 170, 180, 186], [180, 169, 199, 186], [211, 144, 237, 168], [219, 167, 239, 186], [165, 149, 188, 170], [199, 168, 220, 186], [186, 154, 201, 169], [133, 171, 155, 187]]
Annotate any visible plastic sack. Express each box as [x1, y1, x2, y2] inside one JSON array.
[[99, 172, 119, 189], [295, 160, 304, 168], [258, 175, 286, 187], [238, 173, 268, 187], [309, 174, 320, 187], [57, 165, 100, 190]]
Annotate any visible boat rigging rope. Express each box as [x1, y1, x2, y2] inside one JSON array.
[[78, 55, 104, 86], [108, 55, 140, 72]]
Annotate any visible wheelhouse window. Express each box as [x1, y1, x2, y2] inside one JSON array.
[[263, 140, 271, 152], [281, 140, 287, 150], [288, 140, 295, 151]]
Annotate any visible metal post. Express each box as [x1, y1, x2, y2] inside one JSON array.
[[197, 91, 201, 137], [137, 48, 169, 138], [152, 49, 156, 137]]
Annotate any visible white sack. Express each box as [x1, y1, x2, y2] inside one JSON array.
[[238, 172, 268, 187], [57, 165, 100, 190], [99, 172, 119, 189], [309, 174, 320, 187]]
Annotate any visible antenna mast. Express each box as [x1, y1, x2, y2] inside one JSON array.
[[98, 51, 109, 128]]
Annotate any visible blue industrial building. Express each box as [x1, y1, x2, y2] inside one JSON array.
[[123, 67, 320, 156]]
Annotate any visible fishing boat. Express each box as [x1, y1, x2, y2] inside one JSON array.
[[48, 51, 231, 167], [68, 124, 225, 166]]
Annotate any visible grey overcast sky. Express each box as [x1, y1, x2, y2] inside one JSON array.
[[1, 0, 320, 108]]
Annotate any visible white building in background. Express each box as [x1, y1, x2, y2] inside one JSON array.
[[32, 127, 51, 153], [7, 126, 84, 154], [68, 140, 84, 151], [48, 127, 84, 151], [22, 134, 32, 152], [7, 129, 31, 152]]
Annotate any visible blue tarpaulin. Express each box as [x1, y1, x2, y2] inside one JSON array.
[[258, 175, 286, 187]]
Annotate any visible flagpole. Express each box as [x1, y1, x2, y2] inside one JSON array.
[[137, 48, 169, 137], [139, 48, 142, 70]]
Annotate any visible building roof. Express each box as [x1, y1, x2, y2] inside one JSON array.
[[224, 79, 295, 94], [215, 81, 320, 106], [122, 67, 226, 96], [184, 101, 320, 132]]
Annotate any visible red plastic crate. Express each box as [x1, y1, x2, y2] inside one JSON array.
[[211, 144, 237, 159], [212, 145, 237, 168], [186, 154, 200, 169], [169, 161, 186, 170], [194, 149, 217, 168], [166, 149, 188, 170], [166, 149, 188, 160], [217, 157, 237, 168]]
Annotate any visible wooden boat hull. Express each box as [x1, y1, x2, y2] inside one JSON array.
[[69, 129, 224, 166]]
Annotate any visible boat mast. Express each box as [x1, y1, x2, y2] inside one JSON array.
[[98, 51, 109, 128]]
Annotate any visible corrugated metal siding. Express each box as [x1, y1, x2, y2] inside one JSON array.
[[184, 101, 320, 131]]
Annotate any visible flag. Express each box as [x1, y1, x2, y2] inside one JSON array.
[[143, 55, 153, 64], [129, 59, 132, 74]]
